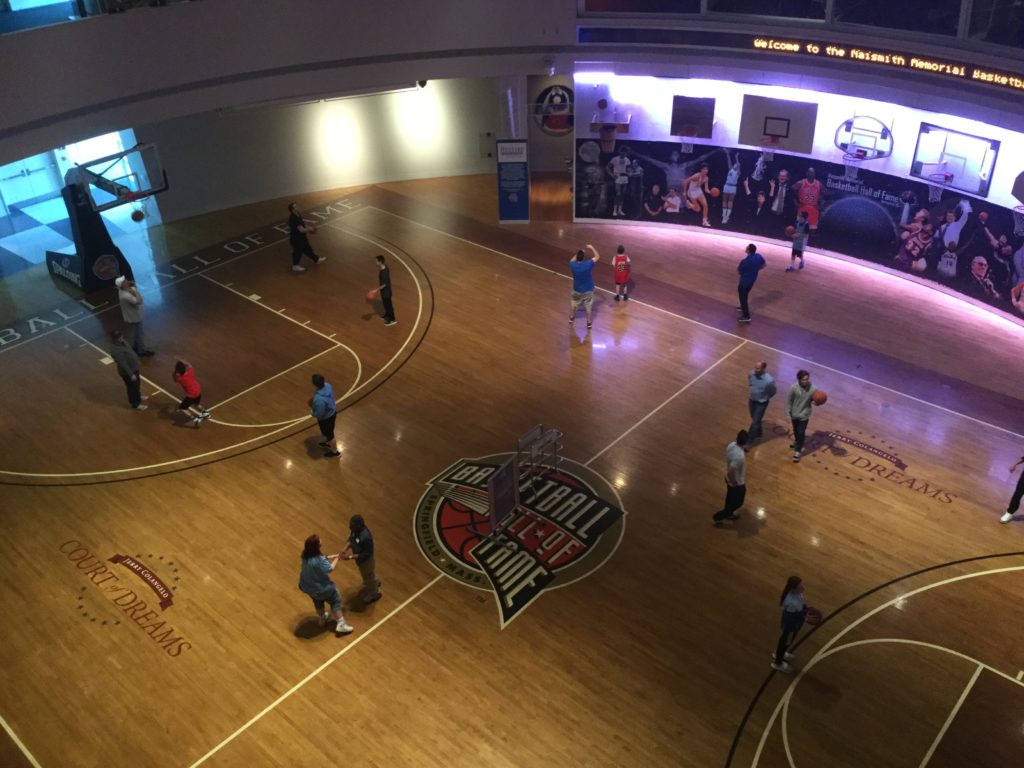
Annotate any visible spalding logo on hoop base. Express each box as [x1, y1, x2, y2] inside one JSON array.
[[415, 454, 626, 627]]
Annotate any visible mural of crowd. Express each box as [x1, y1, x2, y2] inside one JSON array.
[[575, 139, 1024, 316]]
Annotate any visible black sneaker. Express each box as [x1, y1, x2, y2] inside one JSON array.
[[623, 295, 629, 301], [738, 316, 752, 323], [325, 450, 342, 458], [614, 295, 621, 302]]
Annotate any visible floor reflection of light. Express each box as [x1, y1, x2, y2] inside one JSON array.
[[756, 507, 766, 520], [614, 475, 626, 489], [669, 483, 678, 496], [285, 459, 293, 470], [395, 432, 402, 442], [810, 535, 821, 547]]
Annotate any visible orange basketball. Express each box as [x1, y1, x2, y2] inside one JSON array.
[[805, 606, 822, 626], [709, 187, 720, 198], [812, 390, 828, 406], [307, 225, 317, 234], [785, 225, 796, 237], [366, 289, 378, 301]]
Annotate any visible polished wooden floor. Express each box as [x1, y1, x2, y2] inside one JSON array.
[[1, 174, 1023, 767]]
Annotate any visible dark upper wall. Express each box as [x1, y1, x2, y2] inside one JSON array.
[[2, 0, 1024, 165]]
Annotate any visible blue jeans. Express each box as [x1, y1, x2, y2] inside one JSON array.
[[309, 583, 342, 614], [748, 399, 769, 441]]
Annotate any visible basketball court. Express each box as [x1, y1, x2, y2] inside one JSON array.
[[0, 173, 1022, 767]]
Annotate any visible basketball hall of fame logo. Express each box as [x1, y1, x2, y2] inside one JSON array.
[[415, 455, 626, 627]]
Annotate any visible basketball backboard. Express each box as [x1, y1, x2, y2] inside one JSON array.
[[64, 143, 169, 213]]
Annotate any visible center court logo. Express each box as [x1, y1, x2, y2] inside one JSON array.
[[415, 455, 626, 627]]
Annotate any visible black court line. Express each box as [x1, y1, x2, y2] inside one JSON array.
[[0, 235, 435, 488], [723, 550, 1024, 768]]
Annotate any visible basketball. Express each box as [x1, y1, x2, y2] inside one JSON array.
[[709, 187, 720, 198], [130, 210, 145, 222], [785, 225, 796, 237], [812, 390, 828, 405], [805, 606, 822, 626], [307, 224, 317, 234], [978, 211, 989, 223], [366, 289, 378, 301]]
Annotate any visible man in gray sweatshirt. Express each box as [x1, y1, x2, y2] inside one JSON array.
[[784, 369, 817, 462], [109, 330, 148, 410]]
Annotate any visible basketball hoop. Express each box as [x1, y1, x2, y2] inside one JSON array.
[[841, 152, 863, 180], [927, 172, 953, 203], [1014, 205, 1024, 237]]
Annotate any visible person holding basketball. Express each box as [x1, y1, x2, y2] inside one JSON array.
[[772, 575, 816, 673], [683, 164, 712, 227], [298, 534, 354, 636], [785, 370, 818, 462], [999, 456, 1024, 524], [375, 254, 396, 326], [569, 244, 600, 330], [288, 202, 326, 273], [612, 244, 631, 302]]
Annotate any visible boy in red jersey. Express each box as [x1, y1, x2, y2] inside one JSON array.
[[173, 359, 211, 427], [612, 244, 631, 301]]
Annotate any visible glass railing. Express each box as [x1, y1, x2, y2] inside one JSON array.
[[581, 0, 1024, 52], [0, 0, 195, 36]]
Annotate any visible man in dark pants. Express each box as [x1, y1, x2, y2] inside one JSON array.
[[376, 254, 396, 326], [341, 515, 382, 603], [713, 430, 749, 526], [109, 330, 148, 410], [736, 243, 766, 323], [785, 369, 818, 463], [999, 456, 1024, 523], [747, 361, 776, 444], [288, 203, 326, 273]]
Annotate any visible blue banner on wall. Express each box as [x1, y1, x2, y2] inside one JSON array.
[[496, 140, 530, 222]]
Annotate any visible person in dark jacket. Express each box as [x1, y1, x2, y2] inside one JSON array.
[[109, 330, 148, 410], [341, 515, 382, 604]]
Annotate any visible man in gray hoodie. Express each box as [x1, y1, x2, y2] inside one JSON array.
[[310, 373, 341, 458], [784, 369, 818, 463], [109, 330, 148, 410]]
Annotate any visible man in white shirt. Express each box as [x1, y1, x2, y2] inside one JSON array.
[[712, 430, 749, 526], [115, 276, 154, 356]]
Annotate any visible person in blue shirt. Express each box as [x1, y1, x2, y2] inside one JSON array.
[[786, 210, 811, 272], [569, 244, 600, 330], [298, 534, 353, 635], [310, 373, 341, 458], [736, 243, 766, 323]]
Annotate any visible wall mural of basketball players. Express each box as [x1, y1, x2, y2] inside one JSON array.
[[574, 138, 1024, 318]]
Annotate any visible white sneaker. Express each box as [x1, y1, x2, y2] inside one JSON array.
[[335, 620, 354, 635], [318, 612, 329, 627], [140, 395, 149, 401], [1000, 512, 1014, 524], [292, 265, 306, 272], [200, 410, 212, 420], [191, 416, 201, 427], [316, 256, 327, 264], [771, 661, 793, 673], [134, 404, 148, 411], [702, 219, 711, 227], [792, 451, 801, 462], [772, 651, 794, 662], [384, 320, 397, 327]]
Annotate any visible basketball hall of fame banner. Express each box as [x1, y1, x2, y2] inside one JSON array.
[[574, 138, 1024, 319], [496, 140, 530, 223]]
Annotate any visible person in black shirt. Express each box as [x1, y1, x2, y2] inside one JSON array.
[[340, 515, 382, 604], [375, 254, 396, 326], [288, 203, 326, 272]]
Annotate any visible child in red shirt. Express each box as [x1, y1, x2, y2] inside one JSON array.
[[173, 359, 211, 427], [612, 244, 631, 301]]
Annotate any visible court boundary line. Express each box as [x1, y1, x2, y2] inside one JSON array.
[[0, 229, 426, 480], [0, 711, 41, 768], [365, 206, 1024, 441], [918, 663, 982, 768], [724, 551, 1024, 767], [752, 563, 1024, 767], [0, 204, 366, 356], [187, 574, 444, 767]]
